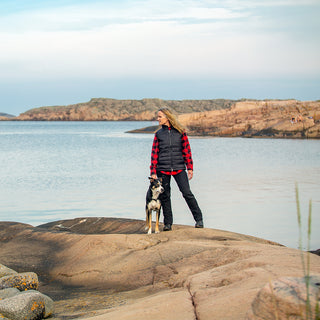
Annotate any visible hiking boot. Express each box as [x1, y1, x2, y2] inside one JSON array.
[[195, 220, 204, 228], [163, 224, 172, 231]]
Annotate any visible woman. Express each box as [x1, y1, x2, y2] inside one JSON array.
[[150, 108, 204, 231]]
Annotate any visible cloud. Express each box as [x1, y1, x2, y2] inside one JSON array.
[[0, 0, 319, 82], [0, 0, 249, 33]]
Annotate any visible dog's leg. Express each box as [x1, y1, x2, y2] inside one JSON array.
[[148, 209, 152, 234], [155, 208, 160, 234], [145, 207, 149, 231]]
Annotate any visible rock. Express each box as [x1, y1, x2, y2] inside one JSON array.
[[21, 290, 54, 318], [127, 125, 160, 134], [13, 98, 234, 121], [311, 249, 320, 256], [84, 289, 196, 320], [0, 290, 52, 320], [0, 264, 53, 319], [0, 288, 20, 300], [179, 100, 320, 138], [0, 273, 38, 291], [0, 265, 17, 278], [246, 275, 320, 320], [1, 219, 320, 319], [38, 217, 148, 234]]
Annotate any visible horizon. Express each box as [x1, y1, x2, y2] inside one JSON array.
[[0, 0, 319, 115]]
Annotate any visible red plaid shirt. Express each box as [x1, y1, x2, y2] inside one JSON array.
[[150, 129, 193, 176]]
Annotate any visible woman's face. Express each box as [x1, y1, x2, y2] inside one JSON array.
[[157, 111, 170, 126]]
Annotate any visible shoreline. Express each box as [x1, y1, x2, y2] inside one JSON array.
[[1, 217, 320, 320], [1, 99, 320, 139]]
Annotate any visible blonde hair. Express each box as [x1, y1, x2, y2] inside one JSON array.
[[159, 108, 185, 134]]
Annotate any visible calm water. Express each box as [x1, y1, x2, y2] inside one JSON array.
[[0, 121, 319, 250]]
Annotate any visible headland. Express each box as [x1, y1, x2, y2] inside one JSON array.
[[2, 98, 319, 138]]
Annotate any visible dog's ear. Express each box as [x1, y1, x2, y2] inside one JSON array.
[[148, 177, 154, 182], [159, 177, 162, 182]]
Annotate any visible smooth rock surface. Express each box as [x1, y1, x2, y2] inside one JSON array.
[[0, 218, 320, 320]]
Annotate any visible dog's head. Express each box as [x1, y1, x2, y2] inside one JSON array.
[[149, 177, 164, 195]]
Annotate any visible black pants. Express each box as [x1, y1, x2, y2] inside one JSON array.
[[157, 170, 203, 226]]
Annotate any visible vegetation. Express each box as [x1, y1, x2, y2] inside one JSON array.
[[295, 183, 319, 320]]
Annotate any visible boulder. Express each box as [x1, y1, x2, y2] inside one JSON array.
[[20, 290, 54, 318], [0, 290, 47, 320], [247, 275, 320, 320], [0, 265, 17, 278], [0, 263, 54, 319], [0, 288, 20, 300], [0, 273, 38, 291]]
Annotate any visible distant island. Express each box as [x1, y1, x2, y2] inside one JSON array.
[[1, 98, 235, 121], [1, 98, 320, 138], [0, 112, 15, 119]]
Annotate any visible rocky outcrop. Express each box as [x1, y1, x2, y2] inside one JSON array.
[[247, 276, 320, 320], [6, 98, 320, 138], [13, 98, 234, 121], [179, 100, 320, 138], [0, 113, 15, 120], [0, 264, 54, 320], [0, 218, 319, 320]]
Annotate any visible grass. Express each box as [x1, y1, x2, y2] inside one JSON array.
[[295, 183, 319, 320]]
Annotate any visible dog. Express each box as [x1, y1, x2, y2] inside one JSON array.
[[145, 177, 164, 234]]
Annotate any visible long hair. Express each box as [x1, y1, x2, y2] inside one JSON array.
[[159, 108, 185, 134]]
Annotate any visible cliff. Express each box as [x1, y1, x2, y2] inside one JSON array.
[[178, 100, 320, 138], [0, 218, 319, 320], [14, 98, 234, 121]]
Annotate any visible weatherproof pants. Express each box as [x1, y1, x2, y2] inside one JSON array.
[[157, 170, 203, 226]]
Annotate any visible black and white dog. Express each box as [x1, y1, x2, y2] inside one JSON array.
[[145, 177, 164, 234]]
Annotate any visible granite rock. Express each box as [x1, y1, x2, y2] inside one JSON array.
[[0, 265, 17, 279], [0, 290, 46, 320], [0, 288, 20, 300], [179, 100, 320, 138], [246, 275, 320, 320], [0, 218, 320, 320], [0, 264, 53, 320], [0, 273, 38, 291]]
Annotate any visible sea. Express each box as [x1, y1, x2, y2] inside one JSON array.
[[0, 121, 319, 250]]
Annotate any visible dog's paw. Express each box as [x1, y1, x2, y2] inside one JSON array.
[[155, 230, 160, 234], [147, 229, 152, 235]]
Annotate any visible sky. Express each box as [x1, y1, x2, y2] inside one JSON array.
[[0, 0, 319, 115]]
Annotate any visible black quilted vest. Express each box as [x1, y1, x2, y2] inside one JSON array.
[[155, 125, 185, 172]]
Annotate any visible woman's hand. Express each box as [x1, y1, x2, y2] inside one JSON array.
[[151, 174, 157, 180], [188, 170, 193, 180]]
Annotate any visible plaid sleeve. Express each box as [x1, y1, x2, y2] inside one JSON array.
[[150, 134, 159, 175], [181, 133, 193, 171]]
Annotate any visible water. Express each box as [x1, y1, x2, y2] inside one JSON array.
[[0, 121, 319, 250]]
